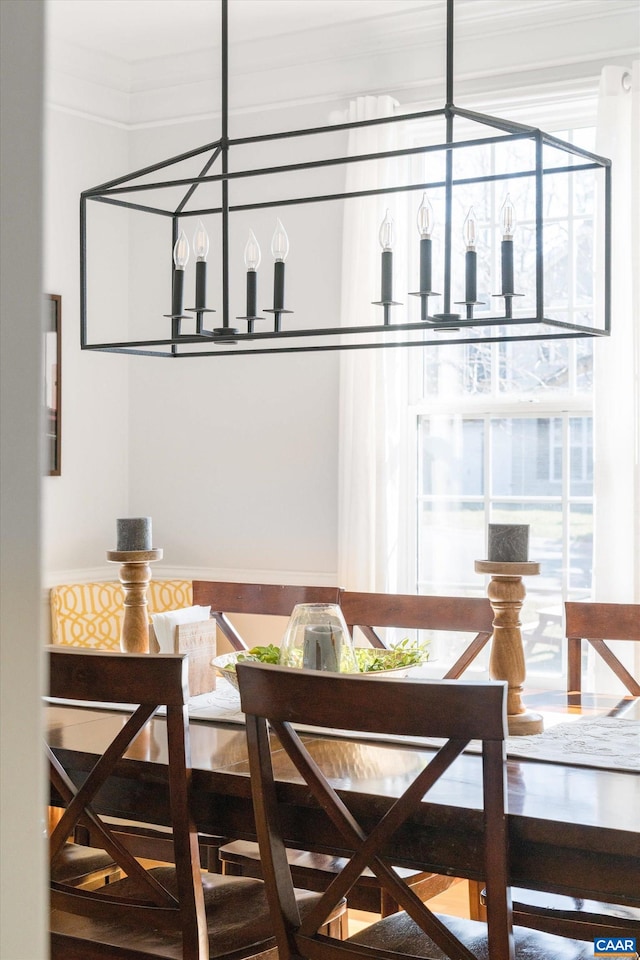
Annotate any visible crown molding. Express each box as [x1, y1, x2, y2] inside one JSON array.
[[45, 0, 639, 128]]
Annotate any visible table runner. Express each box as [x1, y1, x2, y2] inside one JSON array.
[[47, 679, 639, 773], [187, 678, 640, 773]]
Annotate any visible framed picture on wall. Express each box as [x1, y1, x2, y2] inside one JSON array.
[[45, 294, 61, 476]]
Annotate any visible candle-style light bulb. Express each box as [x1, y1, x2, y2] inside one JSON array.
[[463, 207, 477, 251], [192, 219, 209, 261], [244, 229, 261, 271], [500, 194, 517, 239], [173, 230, 190, 269], [417, 194, 434, 239], [379, 209, 395, 251], [271, 219, 289, 262]]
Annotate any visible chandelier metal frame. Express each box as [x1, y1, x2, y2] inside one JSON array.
[[79, 0, 611, 358]]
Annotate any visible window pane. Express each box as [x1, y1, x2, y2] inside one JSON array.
[[419, 416, 484, 496], [569, 502, 593, 593], [490, 417, 563, 497], [498, 341, 571, 396], [418, 501, 485, 591], [569, 416, 593, 495]]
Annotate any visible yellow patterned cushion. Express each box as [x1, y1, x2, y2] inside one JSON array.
[[50, 579, 193, 650]]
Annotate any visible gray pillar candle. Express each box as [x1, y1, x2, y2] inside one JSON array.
[[303, 625, 341, 672], [117, 517, 152, 552], [487, 523, 529, 563]]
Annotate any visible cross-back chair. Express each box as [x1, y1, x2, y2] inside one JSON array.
[[237, 661, 595, 960], [503, 600, 640, 939], [47, 646, 345, 960], [192, 580, 342, 651], [337, 589, 497, 919], [565, 600, 640, 697], [203, 582, 456, 916], [339, 590, 495, 679]]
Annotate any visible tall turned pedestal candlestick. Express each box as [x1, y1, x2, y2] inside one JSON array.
[[107, 548, 163, 652], [475, 559, 544, 736]]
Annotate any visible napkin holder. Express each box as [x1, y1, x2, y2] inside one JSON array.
[[150, 619, 217, 696]]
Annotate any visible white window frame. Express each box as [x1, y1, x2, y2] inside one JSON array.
[[400, 91, 599, 684]]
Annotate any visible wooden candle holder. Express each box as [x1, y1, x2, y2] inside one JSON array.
[[107, 548, 163, 653], [475, 559, 543, 736]]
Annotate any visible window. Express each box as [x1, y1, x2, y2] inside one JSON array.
[[409, 123, 596, 683]]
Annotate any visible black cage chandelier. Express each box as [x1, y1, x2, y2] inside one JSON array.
[[80, 0, 611, 358]]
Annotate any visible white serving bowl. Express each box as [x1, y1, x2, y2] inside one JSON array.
[[213, 647, 429, 691]]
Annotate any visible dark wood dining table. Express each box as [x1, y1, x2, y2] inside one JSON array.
[[46, 689, 640, 908]]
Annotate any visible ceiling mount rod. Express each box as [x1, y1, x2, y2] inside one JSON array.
[[221, 0, 231, 331], [446, 0, 455, 109], [441, 0, 455, 318]]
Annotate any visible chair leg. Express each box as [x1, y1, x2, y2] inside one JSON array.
[[322, 914, 348, 939], [380, 889, 400, 918], [468, 880, 487, 921]]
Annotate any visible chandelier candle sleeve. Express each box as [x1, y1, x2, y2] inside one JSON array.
[[273, 262, 285, 311], [116, 517, 152, 552], [420, 238, 432, 293], [501, 241, 514, 296], [487, 523, 529, 563]]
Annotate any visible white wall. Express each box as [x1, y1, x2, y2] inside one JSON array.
[[0, 2, 47, 957], [43, 108, 130, 578]]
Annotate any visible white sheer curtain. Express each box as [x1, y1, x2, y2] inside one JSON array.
[[593, 62, 640, 603], [337, 96, 412, 592]]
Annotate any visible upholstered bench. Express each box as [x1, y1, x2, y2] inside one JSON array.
[[50, 579, 193, 649]]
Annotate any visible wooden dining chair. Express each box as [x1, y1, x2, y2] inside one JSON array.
[[47, 646, 345, 960], [192, 580, 342, 651], [565, 600, 640, 696], [50, 841, 121, 888], [339, 590, 495, 679], [208, 582, 459, 916], [502, 599, 640, 939], [237, 662, 594, 960]]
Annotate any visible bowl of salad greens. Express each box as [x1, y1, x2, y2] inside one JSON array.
[[213, 638, 429, 690], [353, 639, 430, 677]]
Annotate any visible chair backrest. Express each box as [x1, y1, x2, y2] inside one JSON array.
[[192, 581, 342, 651], [47, 646, 208, 959], [237, 661, 513, 960], [340, 590, 495, 678], [565, 601, 640, 696]]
